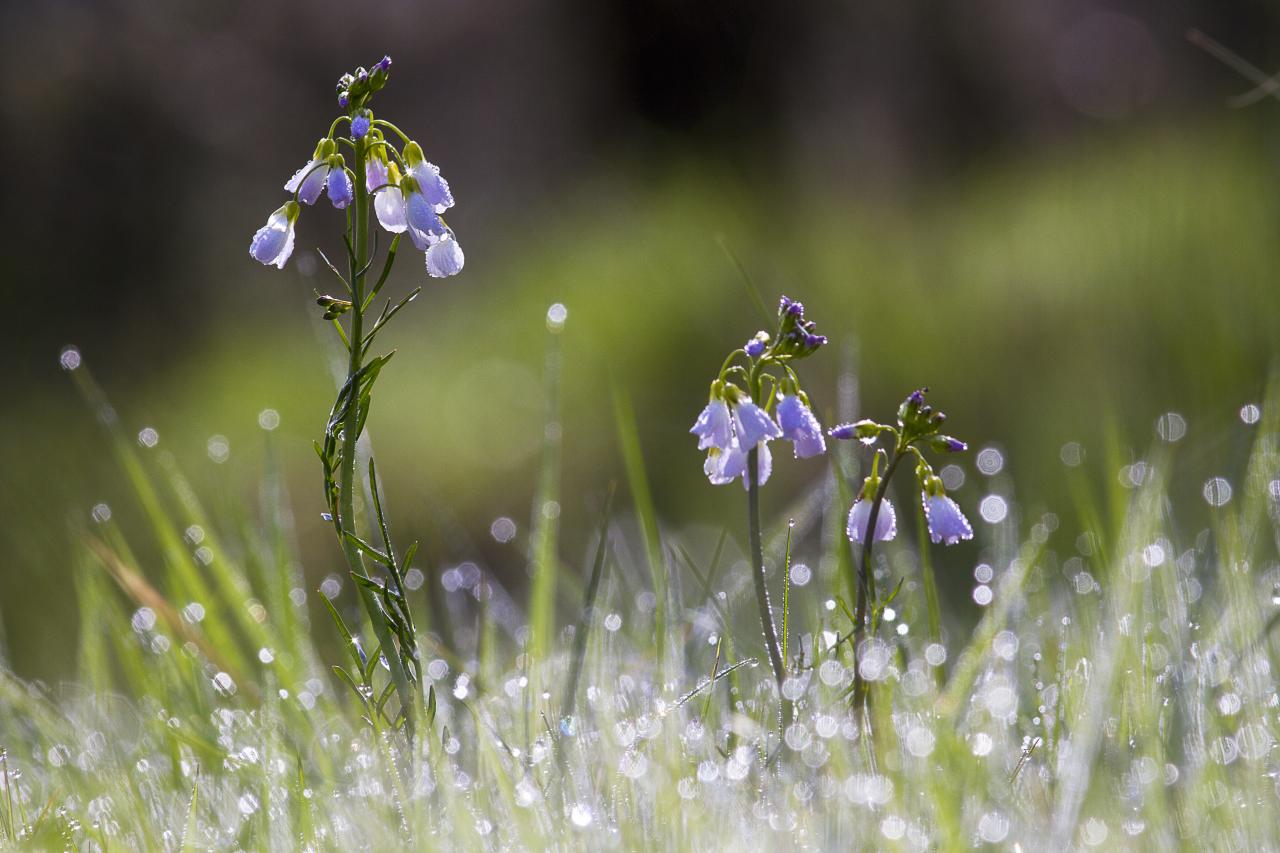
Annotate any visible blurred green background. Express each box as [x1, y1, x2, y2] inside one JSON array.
[[2, 1, 1279, 677]]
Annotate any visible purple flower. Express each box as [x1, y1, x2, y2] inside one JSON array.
[[922, 494, 973, 545], [326, 162, 353, 208], [284, 144, 333, 206], [846, 498, 896, 545], [249, 202, 299, 269], [351, 114, 371, 139], [703, 447, 735, 485], [376, 55, 392, 73], [776, 395, 825, 459], [691, 400, 733, 451], [717, 440, 772, 489], [404, 181, 447, 250], [367, 159, 408, 234], [408, 160, 454, 214], [745, 338, 766, 358], [338, 91, 350, 109], [733, 401, 782, 448], [425, 237, 465, 278]]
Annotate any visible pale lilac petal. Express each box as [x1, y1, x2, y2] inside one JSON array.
[[327, 167, 353, 209], [249, 205, 296, 269], [738, 441, 772, 489], [366, 157, 389, 193], [297, 162, 330, 205], [410, 161, 454, 213], [704, 448, 735, 485], [776, 395, 826, 459], [374, 187, 408, 233], [426, 238, 465, 278], [923, 494, 973, 545], [733, 401, 782, 448], [691, 400, 733, 450], [284, 157, 321, 193], [406, 191, 446, 250], [846, 498, 897, 545]]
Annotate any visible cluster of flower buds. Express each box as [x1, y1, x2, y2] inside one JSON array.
[[250, 55, 464, 279], [691, 295, 828, 488], [829, 387, 972, 546]]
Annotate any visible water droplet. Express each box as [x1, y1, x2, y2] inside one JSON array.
[[546, 303, 568, 331], [137, 427, 159, 448], [1240, 403, 1261, 425], [789, 563, 811, 586], [1203, 477, 1232, 507], [1155, 412, 1186, 442], [976, 447, 1004, 475], [59, 346, 82, 371], [979, 495, 1007, 524], [570, 803, 593, 827], [257, 409, 280, 430], [490, 516, 517, 543]]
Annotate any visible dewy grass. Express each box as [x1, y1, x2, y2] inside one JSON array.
[[3, 58, 1280, 851]]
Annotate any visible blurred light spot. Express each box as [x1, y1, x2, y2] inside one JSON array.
[[131, 607, 156, 633], [1054, 12, 1163, 121], [973, 585, 993, 606], [1240, 403, 1261, 425], [978, 812, 1010, 844], [181, 603, 205, 623], [59, 346, 82, 371], [974, 563, 994, 583], [976, 447, 1004, 476], [137, 427, 159, 448], [320, 575, 342, 599], [789, 562, 811, 586], [1142, 543, 1166, 567], [940, 464, 965, 490], [880, 815, 907, 840], [979, 495, 1007, 524], [257, 409, 280, 431], [542, 500, 560, 520], [207, 435, 230, 463], [1156, 412, 1186, 442], [925, 643, 947, 666], [404, 568, 425, 590], [490, 516, 517, 543], [570, 804, 592, 828], [212, 672, 236, 696], [257, 647, 274, 664], [993, 630, 1019, 661], [546, 303, 568, 331], [91, 503, 112, 523], [1203, 477, 1232, 507], [604, 613, 622, 632], [1060, 442, 1085, 467]]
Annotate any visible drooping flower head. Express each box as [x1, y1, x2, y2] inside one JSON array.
[[691, 296, 828, 488], [922, 491, 973, 545], [252, 55, 463, 279]]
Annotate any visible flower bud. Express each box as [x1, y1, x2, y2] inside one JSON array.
[[930, 435, 967, 453]]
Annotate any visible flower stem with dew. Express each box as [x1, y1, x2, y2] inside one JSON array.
[[746, 447, 791, 729], [337, 132, 416, 731], [851, 442, 904, 711]]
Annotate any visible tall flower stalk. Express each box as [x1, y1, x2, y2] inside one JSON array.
[[691, 297, 828, 697], [829, 388, 972, 709], [249, 56, 464, 734]]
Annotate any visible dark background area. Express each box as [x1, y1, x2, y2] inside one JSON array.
[[2, 0, 1280, 677]]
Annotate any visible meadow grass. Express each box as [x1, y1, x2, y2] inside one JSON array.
[[1, 333, 1278, 850]]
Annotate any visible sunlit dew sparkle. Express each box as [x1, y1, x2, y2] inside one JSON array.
[[137, 427, 159, 448], [59, 346, 82, 371], [257, 408, 280, 431], [975, 447, 1004, 476], [1156, 412, 1186, 442], [1240, 403, 1261, 425], [490, 516, 517, 543], [546, 303, 568, 331], [979, 495, 1007, 524]]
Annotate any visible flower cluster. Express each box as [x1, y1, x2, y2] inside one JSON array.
[[249, 55, 464, 278], [691, 296, 828, 488], [830, 387, 973, 547]]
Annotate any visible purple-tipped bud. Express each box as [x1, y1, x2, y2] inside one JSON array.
[[338, 91, 350, 109], [356, 67, 369, 84], [930, 435, 967, 453], [351, 115, 371, 139], [828, 423, 858, 440], [745, 338, 766, 358], [907, 388, 927, 406], [377, 55, 392, 72], [787, 301, 804, 316], [778, 295, 792, 313]]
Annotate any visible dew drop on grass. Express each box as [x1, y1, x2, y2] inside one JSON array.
[[212, 672, 236, 696], [604, 613, 622, 632], [1156, 412, 1186, 442], [570, 804, 592, 827], [973, 585, 993, 606], [237, 793, 259, 816], [1240, 403, 1261, 424], [546, 303, 568, 331], [131, 608, 156, 634]]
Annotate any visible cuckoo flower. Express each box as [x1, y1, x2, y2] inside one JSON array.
[[249, 202, 299, 269], [691, 398, 734, 451], [733, 400, 782, 448], [403, 141, 454, 214], [922, 492, 973, 545], [776, 394, 825, 459], [285, 139, 337, 205], [326, 157, 354, 209], [426, 237, 465, 278], [846, 497, 897, 544]]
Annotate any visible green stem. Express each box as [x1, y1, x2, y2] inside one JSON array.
[[851, 444, 904, 711], [337, 134, 415, 731]]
